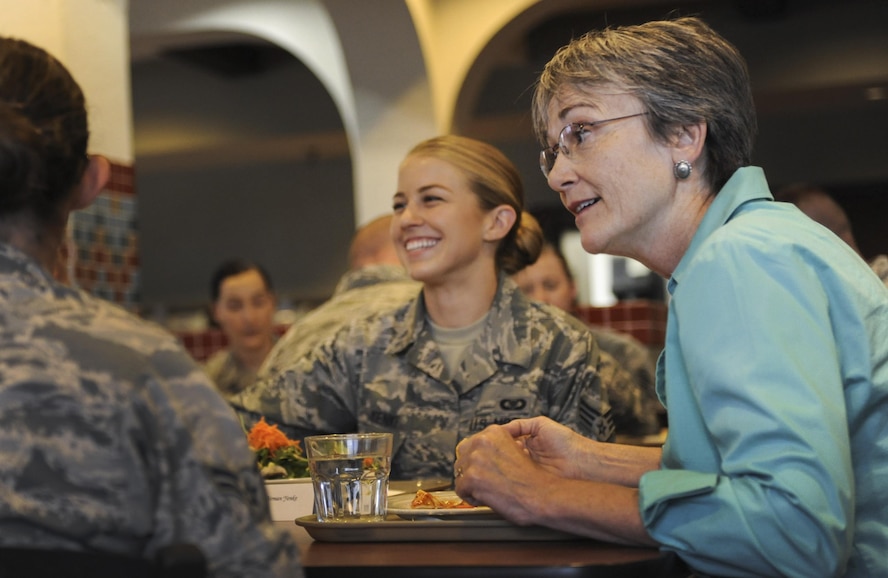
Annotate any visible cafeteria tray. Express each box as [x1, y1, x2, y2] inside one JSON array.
[[295, 515, 587, 542]]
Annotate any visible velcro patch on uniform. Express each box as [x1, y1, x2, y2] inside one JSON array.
[[368, 410, 398, 428], [579, 399, 615, 441], [469, 414, 517, 432], [498, 397, 528, 411]]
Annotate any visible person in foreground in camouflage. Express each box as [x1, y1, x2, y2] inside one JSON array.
[[0, 36, 301, 577], [237, 134, 623, 480]]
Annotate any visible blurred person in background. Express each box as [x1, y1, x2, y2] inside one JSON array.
[[239, 214, 421, 398], [205, 259, 278, 400], [0, 35, 300, 577], [237, 134, 629, 480], [774, 183, 888, 288], [345, 212, 404, 271], [512, 241, 662, 435], [453, 17, 888, 577]]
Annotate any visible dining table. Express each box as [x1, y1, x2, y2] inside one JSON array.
[[277, 478, 690, 577], [280, 515, 689, 578]]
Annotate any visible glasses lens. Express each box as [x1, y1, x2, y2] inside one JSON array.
[[559, 123, 582, 158], [539, 123, 576, 178], [539, 148, 556, 177]]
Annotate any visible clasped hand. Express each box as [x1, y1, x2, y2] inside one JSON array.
[[452, 416, 585, 525]]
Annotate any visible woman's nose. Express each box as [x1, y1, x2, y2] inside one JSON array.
[[399, 203, 423, 226], [546, 153, 576, 192]]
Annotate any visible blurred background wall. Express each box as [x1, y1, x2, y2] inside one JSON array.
[[128, 0, 888, 316], [4, 0, 886, 318]]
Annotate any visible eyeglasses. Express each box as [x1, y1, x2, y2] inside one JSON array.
[[539, 112, 648, 177]]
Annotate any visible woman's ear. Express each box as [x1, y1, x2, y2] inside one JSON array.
[[72, 155, 110, 210], [483, 205, 518, 242], [673, 122, 707, 166]]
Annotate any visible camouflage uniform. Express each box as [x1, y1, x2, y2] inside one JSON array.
[[236, 275, 615, 480], [588, 326, 663, 436], [205, 343, 276, 401], [257, 264, 421, 382], [0, 243, 302, 578], [332, 263, 418, 295]]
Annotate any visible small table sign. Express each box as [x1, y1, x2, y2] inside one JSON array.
[[265, 478, 314, 521]]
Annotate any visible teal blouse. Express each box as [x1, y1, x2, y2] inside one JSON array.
[[639, 167, 888, 577]]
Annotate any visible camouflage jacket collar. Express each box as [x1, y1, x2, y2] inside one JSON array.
[[332, 264, 414, 295], [385, 273, 535, 389], [0, 242, 56, 293]]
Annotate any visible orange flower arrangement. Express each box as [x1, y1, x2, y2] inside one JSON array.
[[246, 417, 309, 479]]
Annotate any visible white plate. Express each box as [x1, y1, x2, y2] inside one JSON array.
[[387, 491, 496, 518]]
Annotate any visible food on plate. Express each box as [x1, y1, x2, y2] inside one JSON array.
[[410, 489, 475, 509]]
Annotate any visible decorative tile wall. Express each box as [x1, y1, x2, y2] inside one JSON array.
[[177, 328, 230, 363], [70, 161, 140, 311], [575, 300, 667, 349]]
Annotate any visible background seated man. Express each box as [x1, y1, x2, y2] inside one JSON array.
[[774, 183, 888, 288]]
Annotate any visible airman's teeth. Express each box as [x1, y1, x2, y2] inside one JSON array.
[[406, 239, 438, 251]]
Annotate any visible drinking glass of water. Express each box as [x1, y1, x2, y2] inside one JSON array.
[[305, 432, 393, 522]]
